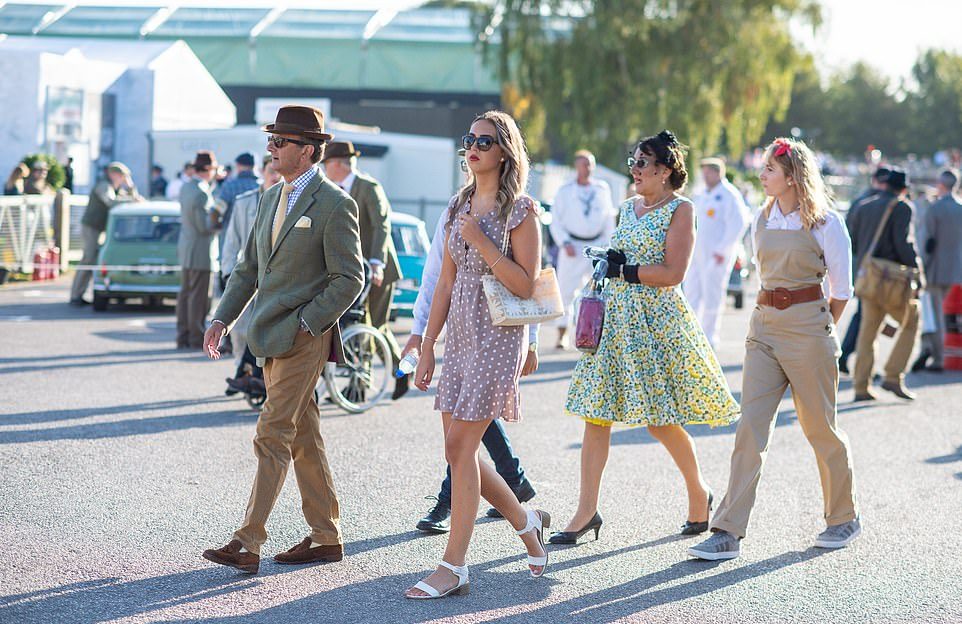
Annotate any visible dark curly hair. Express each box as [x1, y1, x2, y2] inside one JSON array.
[[636, 130, 688, 190]]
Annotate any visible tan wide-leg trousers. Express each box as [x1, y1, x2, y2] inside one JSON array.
[[711, 302, 858, 538], [853, 296, 920, 394], [233, 329, 341, 554]]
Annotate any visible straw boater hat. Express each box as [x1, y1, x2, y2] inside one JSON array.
[[262, 105, 333, 143]]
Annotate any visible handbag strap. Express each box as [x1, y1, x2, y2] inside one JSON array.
[[861, 197, 899, 268]]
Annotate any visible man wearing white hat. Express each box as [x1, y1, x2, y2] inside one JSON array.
[[683, 157, 750, 348]]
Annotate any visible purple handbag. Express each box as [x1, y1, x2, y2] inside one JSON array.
[[575, 248, 609, 353]]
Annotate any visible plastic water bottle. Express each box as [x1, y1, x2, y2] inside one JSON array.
[[396, 352, 419, 378]]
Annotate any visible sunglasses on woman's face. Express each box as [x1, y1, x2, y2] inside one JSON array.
[[627, 156, 652, 171], [462, 134, 497, 152], [267, 135, 310, 149]]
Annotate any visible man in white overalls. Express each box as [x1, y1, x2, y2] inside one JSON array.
[[549, 150, 615, 348], [683, 158, 750, 349]]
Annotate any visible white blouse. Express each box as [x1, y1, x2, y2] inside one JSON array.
[[750, 203, 853, 300]]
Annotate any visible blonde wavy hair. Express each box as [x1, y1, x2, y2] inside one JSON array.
[[450, 110, 530, 225], [762, 137, 834, 230]]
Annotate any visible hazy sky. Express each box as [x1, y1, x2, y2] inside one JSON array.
[[793, 0, 962, 84], [9, 0, 959, 83]]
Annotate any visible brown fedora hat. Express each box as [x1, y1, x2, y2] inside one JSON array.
[[321, 141, 361, 162], [193, 150, 219, 171], [262, 105, 333, 143]]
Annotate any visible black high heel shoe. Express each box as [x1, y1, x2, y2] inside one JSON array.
[[548, 512, 603, 544], [680, 491, 714, 535]]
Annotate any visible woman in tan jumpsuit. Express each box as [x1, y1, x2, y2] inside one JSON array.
[[689, 138, 861, 560]]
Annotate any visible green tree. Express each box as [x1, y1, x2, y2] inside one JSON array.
[[22, 153, 65, 191], [906, 49, 962, 154], [473, 0, 821, 167]]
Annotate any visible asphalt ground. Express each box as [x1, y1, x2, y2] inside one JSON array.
[[1, 276, 960, 623]]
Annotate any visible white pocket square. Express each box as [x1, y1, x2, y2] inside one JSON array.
[[294, 216, 312, 229]]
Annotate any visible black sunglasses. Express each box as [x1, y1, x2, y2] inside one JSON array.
[[627, 156, 654, 170], [462, 134, 498, 152], [268, 135, 312, 149]]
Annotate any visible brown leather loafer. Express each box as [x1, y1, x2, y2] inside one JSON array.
[[274, 537, 344, 565], [202, 539, 259, 574]]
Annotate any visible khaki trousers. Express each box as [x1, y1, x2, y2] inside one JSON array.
[[711, 302, 858, 538], [853, 296, 920, 393], [233, 329, 340, 554], [69, 225, 102, 301], [175, 269, 211, 347], [366, 280, 401, 367]]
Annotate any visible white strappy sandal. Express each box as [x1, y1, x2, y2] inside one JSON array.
[[517, 509, 551, 578], [405, 561, 470, 599]]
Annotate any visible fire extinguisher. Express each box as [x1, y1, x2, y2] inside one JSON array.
[[47, 244, 60, 279], [32, 248, 45, 281]]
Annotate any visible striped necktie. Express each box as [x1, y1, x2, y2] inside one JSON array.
[[271, 183, 295, 248]]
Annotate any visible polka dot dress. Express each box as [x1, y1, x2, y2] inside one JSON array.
[[435, 196, 535, 422]]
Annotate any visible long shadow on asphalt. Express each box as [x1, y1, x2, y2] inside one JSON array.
[[0, 348, 184, 365], [0, 352, 203, 376], [0, 408, 258, 444], [1, 397, 236, 426]]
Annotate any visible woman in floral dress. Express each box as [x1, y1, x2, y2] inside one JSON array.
[[551, 131, 739, 545]]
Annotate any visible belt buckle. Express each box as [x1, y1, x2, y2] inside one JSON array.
[[772, 287, 792, 310]]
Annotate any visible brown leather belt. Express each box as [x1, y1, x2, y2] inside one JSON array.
[[757, 285, 824, 310]]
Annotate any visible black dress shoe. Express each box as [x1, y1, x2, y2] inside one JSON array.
[[881, 380, 916, 400], [392, 374, 410, 400], [853, 391, 877, 402], [924, 365, 944, 373], [69, 297, 90, 306], [838, 357, 850, 374], [548, 512, 603, 544], [911, 351, 932, 373], [486, 479, 536, 518], [416, 497, 451, 533], [680, 491, 713, 535]]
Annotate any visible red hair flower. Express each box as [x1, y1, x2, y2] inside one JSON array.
[[773, 139, 792, 157]]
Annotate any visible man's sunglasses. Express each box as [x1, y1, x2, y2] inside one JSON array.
[[627, 156, 652, 170], [461, 134, 498, 152], [267, 135, 312, 149]]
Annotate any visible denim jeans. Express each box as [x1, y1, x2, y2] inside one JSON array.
[[840, 300, 862, 364], [437, 418, 525, 506]]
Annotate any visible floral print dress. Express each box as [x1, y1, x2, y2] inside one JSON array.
[[564, 197, 740, 427]]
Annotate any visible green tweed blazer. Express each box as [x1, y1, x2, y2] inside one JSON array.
[[214, 171, 364, 362], [350, 173, 402, 284]]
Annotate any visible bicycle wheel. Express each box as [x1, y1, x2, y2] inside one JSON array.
[[322, 324, 392, 413]]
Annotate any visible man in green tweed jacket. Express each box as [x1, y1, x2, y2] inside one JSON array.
[[201, 105, 364, 574]]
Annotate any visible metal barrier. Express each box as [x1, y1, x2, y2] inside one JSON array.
[[0, 193, 89, 277]]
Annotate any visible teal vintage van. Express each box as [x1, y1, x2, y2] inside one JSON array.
[[92, 202, 183, 311]]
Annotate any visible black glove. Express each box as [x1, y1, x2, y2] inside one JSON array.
[[622, 265, 641, 283], [593, 249, 626, 279]]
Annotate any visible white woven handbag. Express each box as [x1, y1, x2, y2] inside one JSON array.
[[481, 214, 564, 327]]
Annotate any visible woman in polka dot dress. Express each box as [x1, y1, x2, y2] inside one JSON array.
[[405, 111, 551, 600]]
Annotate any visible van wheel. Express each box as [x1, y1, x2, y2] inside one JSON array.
[[93, 293, 108, 311]]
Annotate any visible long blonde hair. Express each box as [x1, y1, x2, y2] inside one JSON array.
[[762, 137, 834, 230], [450, 110, 530, 225]]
